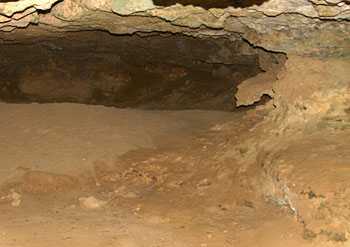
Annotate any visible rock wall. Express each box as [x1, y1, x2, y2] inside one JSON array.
[[1, 0, 350, 242], [0, 31, 276, 110], [1, 0, 350, 57], [235, 55, 350, 242]]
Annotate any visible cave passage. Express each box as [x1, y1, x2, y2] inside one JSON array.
[[152, 0, 269, 9], [0, 31, 282, 111]]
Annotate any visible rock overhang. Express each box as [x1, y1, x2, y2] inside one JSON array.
[[0, 0, 349, 57]]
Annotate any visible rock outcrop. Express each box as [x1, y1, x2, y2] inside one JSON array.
[[0, 0, 349, 57]]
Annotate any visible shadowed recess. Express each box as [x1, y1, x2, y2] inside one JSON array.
[[0, 31, 284, 111], [152, 0, 269, 9]]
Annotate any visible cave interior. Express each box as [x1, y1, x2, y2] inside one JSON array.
[[1, 0, 350, 246]]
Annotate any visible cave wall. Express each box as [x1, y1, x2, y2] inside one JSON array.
[[236, 56, 350, 241], [1, 0, 350, 57], [1, 0, 350, 242], [0, 31, 276, 110], [1, 0, 349, 110], [0, 0, 348, 110]]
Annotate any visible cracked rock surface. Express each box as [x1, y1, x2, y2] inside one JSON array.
[[1, 0, 349, 57]]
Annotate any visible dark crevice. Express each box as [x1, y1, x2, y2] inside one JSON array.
[[152, 0, 269, 9], [236, 94, 273, 111], [0, 0, 19, 2], [36, 0, 64, 14]]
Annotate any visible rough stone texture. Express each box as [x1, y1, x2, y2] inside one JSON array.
[[0, 0, 56, 17], [235, 55, 350, 242], [235, 72, 276, 106], [0, 0, 350, 245], [236, 51, 286, 106], [0, 31, 265, 110], [0, 0, 349, 57]]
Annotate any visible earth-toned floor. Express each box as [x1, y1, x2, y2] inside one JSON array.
[[0, 102, 347, 246]]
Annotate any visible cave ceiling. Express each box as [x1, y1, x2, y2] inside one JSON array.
[[0, 0, 349, 57]]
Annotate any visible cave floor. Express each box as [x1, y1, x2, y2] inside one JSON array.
[[0, 102, 340, 247]]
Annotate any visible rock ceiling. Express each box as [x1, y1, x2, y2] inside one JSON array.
[[0, 0, 349, 57]]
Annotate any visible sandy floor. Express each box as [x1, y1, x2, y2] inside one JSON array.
[[0, 103, 234, 185], [0, 102, 329, 247]]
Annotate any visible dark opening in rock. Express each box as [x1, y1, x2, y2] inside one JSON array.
[[0, 31, 283, 111], [152, 0, 268, 9]]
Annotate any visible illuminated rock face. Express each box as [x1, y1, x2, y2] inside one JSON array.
[[0, 0, 349, 57]]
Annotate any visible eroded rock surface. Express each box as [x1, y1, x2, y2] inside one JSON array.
[[1, 0, 350, 57], [235, 56, 350, 242], [0, 31, 270, 110], [1, 0, 350, 245]]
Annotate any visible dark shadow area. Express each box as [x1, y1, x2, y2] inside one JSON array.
[[235, 94, 272, 112], [36, 0, 63, 14], [152, 0, 269, 9], [0, 30, 284, 111]]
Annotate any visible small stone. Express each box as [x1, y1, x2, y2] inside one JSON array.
[[11, 199, 21, 207], [196, 179, 212, 188], [9, 190, 21, 207], [79, 196, 107, 209], [135, 204, 143, 211], [11, 192, 21, 200]]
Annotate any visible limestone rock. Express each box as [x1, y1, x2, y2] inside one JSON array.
[[0, 0, 349, 57], [0, 0, 58, 17], [79, 196, 107, 209], [236, 72, 276, 107]]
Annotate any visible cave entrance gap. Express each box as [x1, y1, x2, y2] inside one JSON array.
[[0, 31, 284, 111]]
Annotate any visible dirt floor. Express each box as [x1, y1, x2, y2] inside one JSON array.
[[0, 102, 345, 247]]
